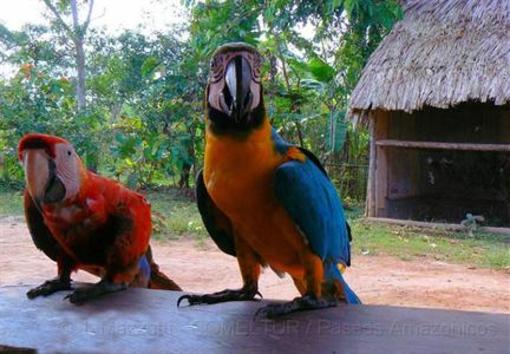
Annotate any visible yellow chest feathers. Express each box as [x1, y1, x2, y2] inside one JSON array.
[[203, 122, 283, 214]]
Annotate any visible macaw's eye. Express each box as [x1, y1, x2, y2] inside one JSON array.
[[210, 55, 221, 69], [67, 150, 72, 156]]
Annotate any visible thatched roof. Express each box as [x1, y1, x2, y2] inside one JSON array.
[[349, 0, 510, 117]]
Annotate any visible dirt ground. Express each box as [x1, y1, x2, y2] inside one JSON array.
[[1, 216, 509, 314]]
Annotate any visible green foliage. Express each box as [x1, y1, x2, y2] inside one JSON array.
[[143, 190, 207, 240], [327, 111, 348, 153], [308, 58, 335, 83], [0, 190, 23, 216], [461, 213, 487, 236], [0, 0, 402, 202]]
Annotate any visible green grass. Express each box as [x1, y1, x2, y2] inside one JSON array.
[[1, 189, 508, 270], [144, 189, 208, 241], [352, 221, 510, 270], [0, 189, 24, 216]]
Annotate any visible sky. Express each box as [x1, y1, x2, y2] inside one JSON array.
[[0, 0, 316, 78], [0, 0, 187, 33], [0, 0, 188, 77]]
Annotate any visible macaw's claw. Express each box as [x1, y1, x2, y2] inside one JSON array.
[[64, 280, 127, 305], [177, 288, 262, 307], [254, 294, 337, 319], [27, 278, 72, 299]]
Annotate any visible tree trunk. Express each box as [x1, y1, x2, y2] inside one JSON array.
[[178, 163, 191, 189], [70, 0, 86, 111], [73, 38, 87, 111], [179, 123, 197, 190], [43, 0, 94, 112], [294, 120, 304, 147]]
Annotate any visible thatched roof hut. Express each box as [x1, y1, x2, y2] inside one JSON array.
[[349, 0, 510, 229], [350, 0, 510, 116]]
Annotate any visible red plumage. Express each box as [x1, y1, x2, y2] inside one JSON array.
[[42, 172, 151, 280], [18, 133, 180, 303]]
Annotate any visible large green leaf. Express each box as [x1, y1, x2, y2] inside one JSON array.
[[308, 57, 335, 83], [141, 56, 160, 77], [300, 79, 325, 93], [327, 111, 348, 153]]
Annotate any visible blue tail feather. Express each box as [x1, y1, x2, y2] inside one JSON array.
[[138, 255, 151, 283], [325, 262, 361, 304]]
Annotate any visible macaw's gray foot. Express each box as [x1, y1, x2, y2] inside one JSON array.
[[27, 278, 72, 299], [255, 294, 337, 319], [177, 287, 262, 307], [64, 280, 127, 305]]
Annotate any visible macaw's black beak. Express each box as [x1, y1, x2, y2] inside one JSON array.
[[43, 159, 66, 204], [222, 55, 253, 121]]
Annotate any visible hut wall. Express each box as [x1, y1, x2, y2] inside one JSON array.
[[387, 102, 510, 144], [370, 103, 510, 226]]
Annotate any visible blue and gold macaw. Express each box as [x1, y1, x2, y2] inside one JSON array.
[[178, 43, 360, 318]]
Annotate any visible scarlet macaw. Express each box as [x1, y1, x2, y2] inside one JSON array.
[[18, 133, 180, 304], [178, 43, 360, 318]]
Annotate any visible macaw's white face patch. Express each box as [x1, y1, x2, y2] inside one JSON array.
[[209, 50, 262, 85], [208, 49, 263, 117], [53, 143, 82, 200]]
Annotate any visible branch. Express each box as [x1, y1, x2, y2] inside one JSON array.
[[274, 34, 291, 91], [41, 0, 74, 38], [70, 0, 79, 29], [82, 0, 95, 33]]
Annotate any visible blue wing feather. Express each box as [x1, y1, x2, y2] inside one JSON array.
[[274, 159, 351, 266], [272, 131, 360, 304]]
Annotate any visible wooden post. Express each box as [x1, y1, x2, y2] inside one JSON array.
[[366, 115, 376, 217], [374, 111, 389, 216], [375, 145, 387, 214]]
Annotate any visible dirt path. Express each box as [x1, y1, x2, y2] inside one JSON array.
[[1, 217, 509, 314]]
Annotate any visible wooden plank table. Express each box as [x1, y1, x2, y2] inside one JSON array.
[[0, 285, 508, 354]]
